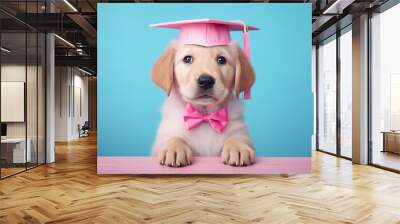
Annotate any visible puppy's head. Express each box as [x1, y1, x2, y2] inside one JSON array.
[[152, 42, 255, 106]]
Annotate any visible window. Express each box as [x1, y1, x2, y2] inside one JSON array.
[[317, 36, 337, 154], [339, 28, 352, 158], [390, 74, 400, 130], [370, 3, 400, 171], [317, 26, 353, 159]]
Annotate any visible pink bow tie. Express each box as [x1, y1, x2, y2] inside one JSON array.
[[183, 104, 228, 133]]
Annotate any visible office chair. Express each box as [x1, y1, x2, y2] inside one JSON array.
[[79, 121, 90, 138]]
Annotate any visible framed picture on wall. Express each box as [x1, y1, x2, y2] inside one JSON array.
[[97, 3, 313, 174]]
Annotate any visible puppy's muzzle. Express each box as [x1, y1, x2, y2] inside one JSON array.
[[197, 74, 215, 90]]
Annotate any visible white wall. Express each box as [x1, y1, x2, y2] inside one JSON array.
[[55, 67, 89, 141], [71, 73, 89, 138], [55, 66, 70, 141], [1, 65, 27, 142], [1, 65, 26, 131], [1, 65, 42, 138]]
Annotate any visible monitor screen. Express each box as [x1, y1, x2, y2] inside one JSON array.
[[1, 123, 7, 137]]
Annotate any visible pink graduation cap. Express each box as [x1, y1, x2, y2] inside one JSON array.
[[150, 18, 259, 99]]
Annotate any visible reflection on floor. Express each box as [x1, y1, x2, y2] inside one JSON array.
[[0, 135, 400, 223], [0, 167, 25, 177], [0, 162, 41, 178], [341, 147, 352, 158], [373, 150, 400, 171]]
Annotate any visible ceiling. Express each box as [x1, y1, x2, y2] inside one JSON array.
[[0, 0, 392, 74]]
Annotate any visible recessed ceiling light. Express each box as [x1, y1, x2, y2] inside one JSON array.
[[323, 0, 354, 15], [1, 47, 11, 53], [78, 67, 93, 76], [63, 0, 78, 12], [54, 34, 75, 48]]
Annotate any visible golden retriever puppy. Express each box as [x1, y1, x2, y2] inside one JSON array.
[[151, 41, 255, 167]]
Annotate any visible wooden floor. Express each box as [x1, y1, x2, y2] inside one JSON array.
[[1, 135, 400, 224]]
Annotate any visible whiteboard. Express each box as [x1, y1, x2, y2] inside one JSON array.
[[1, 82, 25, 122]]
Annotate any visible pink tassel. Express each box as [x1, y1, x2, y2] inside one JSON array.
[[244, 89, 251, 99], [243, 26, 251, 99], [243, 28, 250, 60]]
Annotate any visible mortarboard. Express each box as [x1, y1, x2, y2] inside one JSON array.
[[150, 18, 258, 99]]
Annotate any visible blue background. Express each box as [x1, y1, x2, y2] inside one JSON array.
[[98, 3, 312, 157]]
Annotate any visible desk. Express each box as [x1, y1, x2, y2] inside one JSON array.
[[382, 131, 400, 154], [1, 138, 31, 163]]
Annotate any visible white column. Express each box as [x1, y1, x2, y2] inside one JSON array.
[[46, 33, 55, 163], [45, 0, 55, 163], [352, 14, 369, 164], [312, 45, 317, 151]]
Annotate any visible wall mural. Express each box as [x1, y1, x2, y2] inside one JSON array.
[[97, 3, 313, 174]]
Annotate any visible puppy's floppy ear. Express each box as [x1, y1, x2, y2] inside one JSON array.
[[234, 47, 255, 97], [152, 45, 175, 95]]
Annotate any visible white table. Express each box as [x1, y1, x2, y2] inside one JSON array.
[[1, 138, 32, 163]]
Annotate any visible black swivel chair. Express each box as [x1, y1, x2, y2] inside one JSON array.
[[78, 121, 90, 138]]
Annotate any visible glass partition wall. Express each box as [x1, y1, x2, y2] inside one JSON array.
[[0, 31, 27, 177], [316, 27, 353, 159], [0, 2, 46, 179]]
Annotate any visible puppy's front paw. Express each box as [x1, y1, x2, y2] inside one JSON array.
[[157, 138, 192, 167], [221, 139, 255, 166]]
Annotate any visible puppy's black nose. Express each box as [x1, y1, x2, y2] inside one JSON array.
[[197, 75, 215, 90]]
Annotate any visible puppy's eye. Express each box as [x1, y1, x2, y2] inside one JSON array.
[[183, 55, 193, 64], [216, 56, 226, 65]]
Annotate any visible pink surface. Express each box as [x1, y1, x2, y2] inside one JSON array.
[[97, 156, 311, 174]]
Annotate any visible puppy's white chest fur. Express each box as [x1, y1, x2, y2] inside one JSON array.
[[183, 122, 227, 156], [152, 89, 249, 156]]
